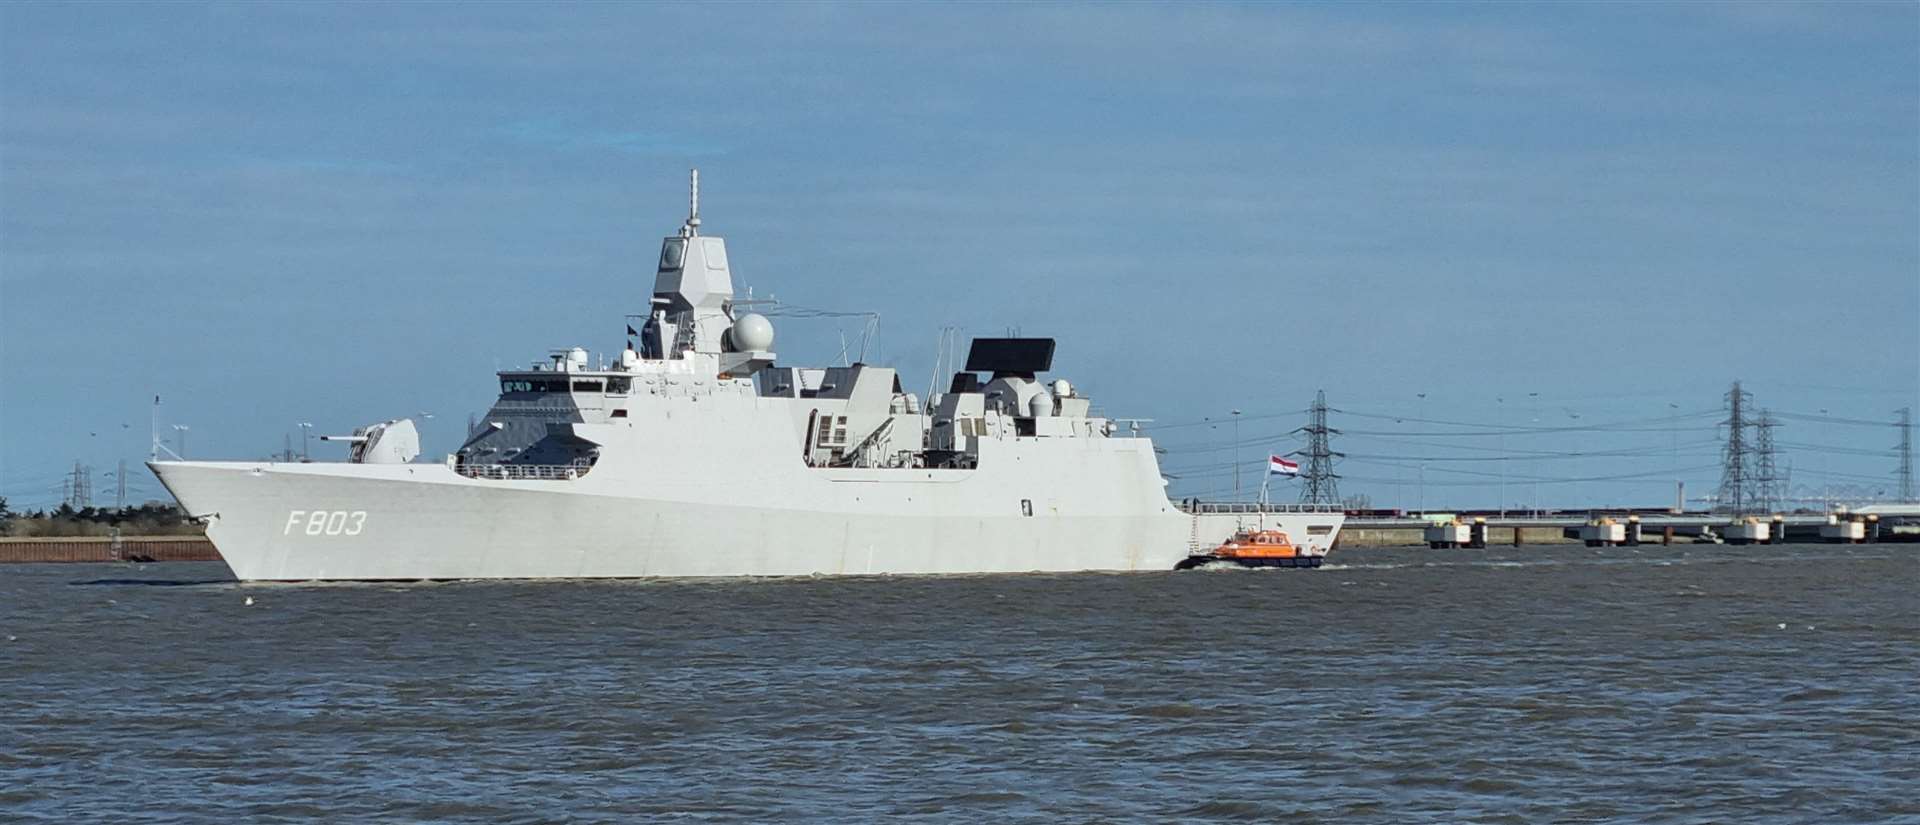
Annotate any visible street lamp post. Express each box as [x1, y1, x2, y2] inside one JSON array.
[[1818, 408, 1829, 506], [1669, 402, 1681, 509], [1231, 409, 1243, 500], [298, 422, 314, 462], [1498, 396, 1506, 517], [1566, 407, 1582, 511], [1416, 393, 1427, 514], [171, 424, 189, 459], [1529, 392, 1540, 515], [1394, 415, 1405, 512], [1206, 418, 1219, 500]]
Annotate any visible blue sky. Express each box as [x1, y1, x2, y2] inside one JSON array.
[[2, 2, 1915, 510]]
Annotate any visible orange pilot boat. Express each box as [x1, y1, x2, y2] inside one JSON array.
[[1176, 528, 1326, 570]]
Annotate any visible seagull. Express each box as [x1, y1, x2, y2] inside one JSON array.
[[244, 596, 254, 606]]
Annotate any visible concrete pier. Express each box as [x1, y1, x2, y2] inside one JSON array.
[[1341, 508, 1913, 548], [1819, 516, 1867, 543]]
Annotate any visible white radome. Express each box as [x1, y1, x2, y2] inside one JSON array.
[[732, 313, 774, 351]]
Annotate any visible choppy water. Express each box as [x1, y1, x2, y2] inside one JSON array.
[[2, 543, 1915, 823]]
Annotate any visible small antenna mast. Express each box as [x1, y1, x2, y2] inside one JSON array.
[[686, 168, 701, 236]]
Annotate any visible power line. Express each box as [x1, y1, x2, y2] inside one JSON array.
[[1777, 440, 1895, 458], [1340, 464, 1723, 488], [1333, 407, 1721, 435], [1338, 439, 1720, 463], [1773, 410, 1905, 428], [1150, 410, 1304, 432]]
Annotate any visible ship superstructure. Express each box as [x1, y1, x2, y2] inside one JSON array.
[[152, 173, 1343, 581]]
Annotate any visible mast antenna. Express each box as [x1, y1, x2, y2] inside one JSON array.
[[685, 168, 701, 236]]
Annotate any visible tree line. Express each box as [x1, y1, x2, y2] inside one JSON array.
[[0, 497, 204, 538]]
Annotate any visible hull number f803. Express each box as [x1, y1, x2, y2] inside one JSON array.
[[284, 510, 367, 536]]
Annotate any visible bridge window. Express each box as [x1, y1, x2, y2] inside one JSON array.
[[571, 380, 604, 392], [501, 378, 569, 394]]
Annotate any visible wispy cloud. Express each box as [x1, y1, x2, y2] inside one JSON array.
[[494, 119, 731, 157]]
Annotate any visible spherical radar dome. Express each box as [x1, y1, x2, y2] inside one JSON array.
[[732, 313, 775, 352]]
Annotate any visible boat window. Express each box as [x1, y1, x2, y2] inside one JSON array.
[[572, 380, 604, 392], [660, 239, 685, 270], [606, 377, 632, 394]]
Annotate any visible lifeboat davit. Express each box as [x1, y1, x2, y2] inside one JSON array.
[[1176, 529, 1325, 570]]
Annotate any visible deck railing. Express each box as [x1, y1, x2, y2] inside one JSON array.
[[455, 463, 591, 481], [1178, 501, 1345, 515]]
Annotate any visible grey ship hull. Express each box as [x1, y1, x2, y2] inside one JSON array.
[[151, 458, 1342, 581]]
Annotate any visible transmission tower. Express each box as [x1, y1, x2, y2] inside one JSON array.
[[66, 461, 93, 509], [1897, 407, 1914, 502], [115, 459, 128, 509], [1753, 409, 1780, 513], [1293, 389, 1343, 505], [1715, 381, 1752, 516]]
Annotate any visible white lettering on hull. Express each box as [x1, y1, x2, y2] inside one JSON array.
[[283, 510, 367, 536]]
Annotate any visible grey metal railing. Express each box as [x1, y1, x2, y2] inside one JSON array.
[[1178, 501, 1344, 515], [456, 463, 591, 481]]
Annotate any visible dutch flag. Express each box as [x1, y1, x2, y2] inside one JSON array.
[[1268, 455, 1300, 476]]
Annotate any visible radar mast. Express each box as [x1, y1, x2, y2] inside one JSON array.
[[682, 168, 701, 238]]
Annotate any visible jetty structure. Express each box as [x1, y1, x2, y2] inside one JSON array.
[[1338, 508, 1908, 549], [149, 172, 1343, 581]]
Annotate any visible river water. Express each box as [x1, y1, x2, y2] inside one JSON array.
[[2, 543, 1914, 823]]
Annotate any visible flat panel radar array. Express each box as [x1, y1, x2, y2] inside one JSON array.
[[964, 338, 1056, 377]]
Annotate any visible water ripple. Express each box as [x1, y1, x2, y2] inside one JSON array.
[[1, 543, 1914, 822]]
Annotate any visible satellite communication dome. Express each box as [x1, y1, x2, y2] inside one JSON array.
[[1029, 390, 1054, 418], [732, 313, 774, 351]]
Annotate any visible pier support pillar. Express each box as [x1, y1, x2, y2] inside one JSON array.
[[1512, 526, 1523, 547], [1469, 519, 1488, 549], [1662, 526, 1674, 546]]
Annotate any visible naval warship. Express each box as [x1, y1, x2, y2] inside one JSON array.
[[151, 173, 1344, 581]]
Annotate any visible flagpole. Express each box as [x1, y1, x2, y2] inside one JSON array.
[[1259, 456, 1274, 529]]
